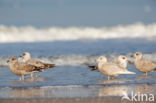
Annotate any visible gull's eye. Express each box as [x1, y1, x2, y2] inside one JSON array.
[[23, 53, 26, 56], [122, 57, 125, 59], [136, 53, 139, 56]]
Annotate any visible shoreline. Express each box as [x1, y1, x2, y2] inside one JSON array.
[[0, 96, 156, 103], [0, 83, 155, 99]]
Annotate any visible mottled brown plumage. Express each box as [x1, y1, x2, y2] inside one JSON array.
[[7, 56, 42, 80], [133, 52, 156, 75], [21, 52, 55, 69]]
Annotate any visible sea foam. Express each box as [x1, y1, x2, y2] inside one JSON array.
[[0, 23, 156, 43], [1, 53, 156, 67]]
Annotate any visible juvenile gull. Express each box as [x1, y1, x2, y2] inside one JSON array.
[[20, 52, 56, 77], [97, 56, 135, 80], [132, 52, 156, 76], [7, 57, 42, 80]]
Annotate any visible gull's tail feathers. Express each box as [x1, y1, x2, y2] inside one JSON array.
[[44, 63, 56, 69], [88, 65, 98, 71], [117, 71, 136, 74]]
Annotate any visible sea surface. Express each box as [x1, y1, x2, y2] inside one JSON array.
[[0, 23, 156, 99], [0, 0, 156, 101]]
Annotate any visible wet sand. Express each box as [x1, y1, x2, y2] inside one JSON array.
[[1, 97, 155, 103], [0, 84, 156, 103]]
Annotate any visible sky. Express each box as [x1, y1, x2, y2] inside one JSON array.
[[0, 0, 156, 27]]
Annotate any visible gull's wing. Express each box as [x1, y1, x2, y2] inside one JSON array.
[[27, 59, 55, 69], [16, 62, 42, 72]]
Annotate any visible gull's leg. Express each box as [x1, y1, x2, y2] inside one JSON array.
[[112, 76, 115, 79], [19, 77, 22, 81], [31, 73, 33, 78], [35, 73, 38, 77], [144, 72, 148, 76], [21, 75, 24, 80], [107, 76, 110, 80]]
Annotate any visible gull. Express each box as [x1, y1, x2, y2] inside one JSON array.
[[88, 55, 128, 71], [20, 52, 56, 77], [132, 52, 156, 76], [114, 55, 127, 69], [7, 56, 43, 80], [97, 56, 135, 80]]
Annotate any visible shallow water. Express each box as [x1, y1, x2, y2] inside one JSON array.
[[0, 38, 156, 66], [0, 84, 156, 98], [0, 39, 156, 98], [0, 65, 156, 87]]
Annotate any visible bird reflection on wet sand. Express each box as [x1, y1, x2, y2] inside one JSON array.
[[136, 75, 152, 80], [98, 85, 130, 97], [98, 78, 125, 84], [98, 84, 156, 97], [10, 87, 56, 98], [10, 77, 45, 85], [0, 84, 155, 99]]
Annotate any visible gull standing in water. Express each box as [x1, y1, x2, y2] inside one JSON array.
[[89, 55, 128, 71], [132, 52, 156, 76], [7, 57, 43, 80], [97, 56, 135, 80], [20, 52, 56, 77]]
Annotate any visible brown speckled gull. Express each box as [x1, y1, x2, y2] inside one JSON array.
[[7, 56, 42, 80], [133, 52, 156, 76]]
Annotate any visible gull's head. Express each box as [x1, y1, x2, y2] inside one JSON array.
[[118, 55, 127, 63], [21, 52, 31, 60], [7, 56, 18, 63], [117, 55, 128, 68], [97, 56, 107, 63], [133, 52, 142, 59]]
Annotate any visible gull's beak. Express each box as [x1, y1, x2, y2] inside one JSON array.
[[127, 59, 133, 64], [96, 59, 98, 62], [130, 54, 134, 57], [19, 55, 22, 58], [7, 60, 9, 63]]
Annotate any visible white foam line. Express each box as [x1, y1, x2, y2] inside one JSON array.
[[1, 53, 156, 67], [0, 22, 156, 43]]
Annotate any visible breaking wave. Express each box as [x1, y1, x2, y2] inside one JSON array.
[[0, 22, 156, 43], [1, 53, 156, 67]]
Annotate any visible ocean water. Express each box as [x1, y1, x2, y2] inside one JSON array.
[[0, 24, 156, 98], [0, 23, 156, 43], [0, 0, 156, 100], [0, 38, 156, 86]]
